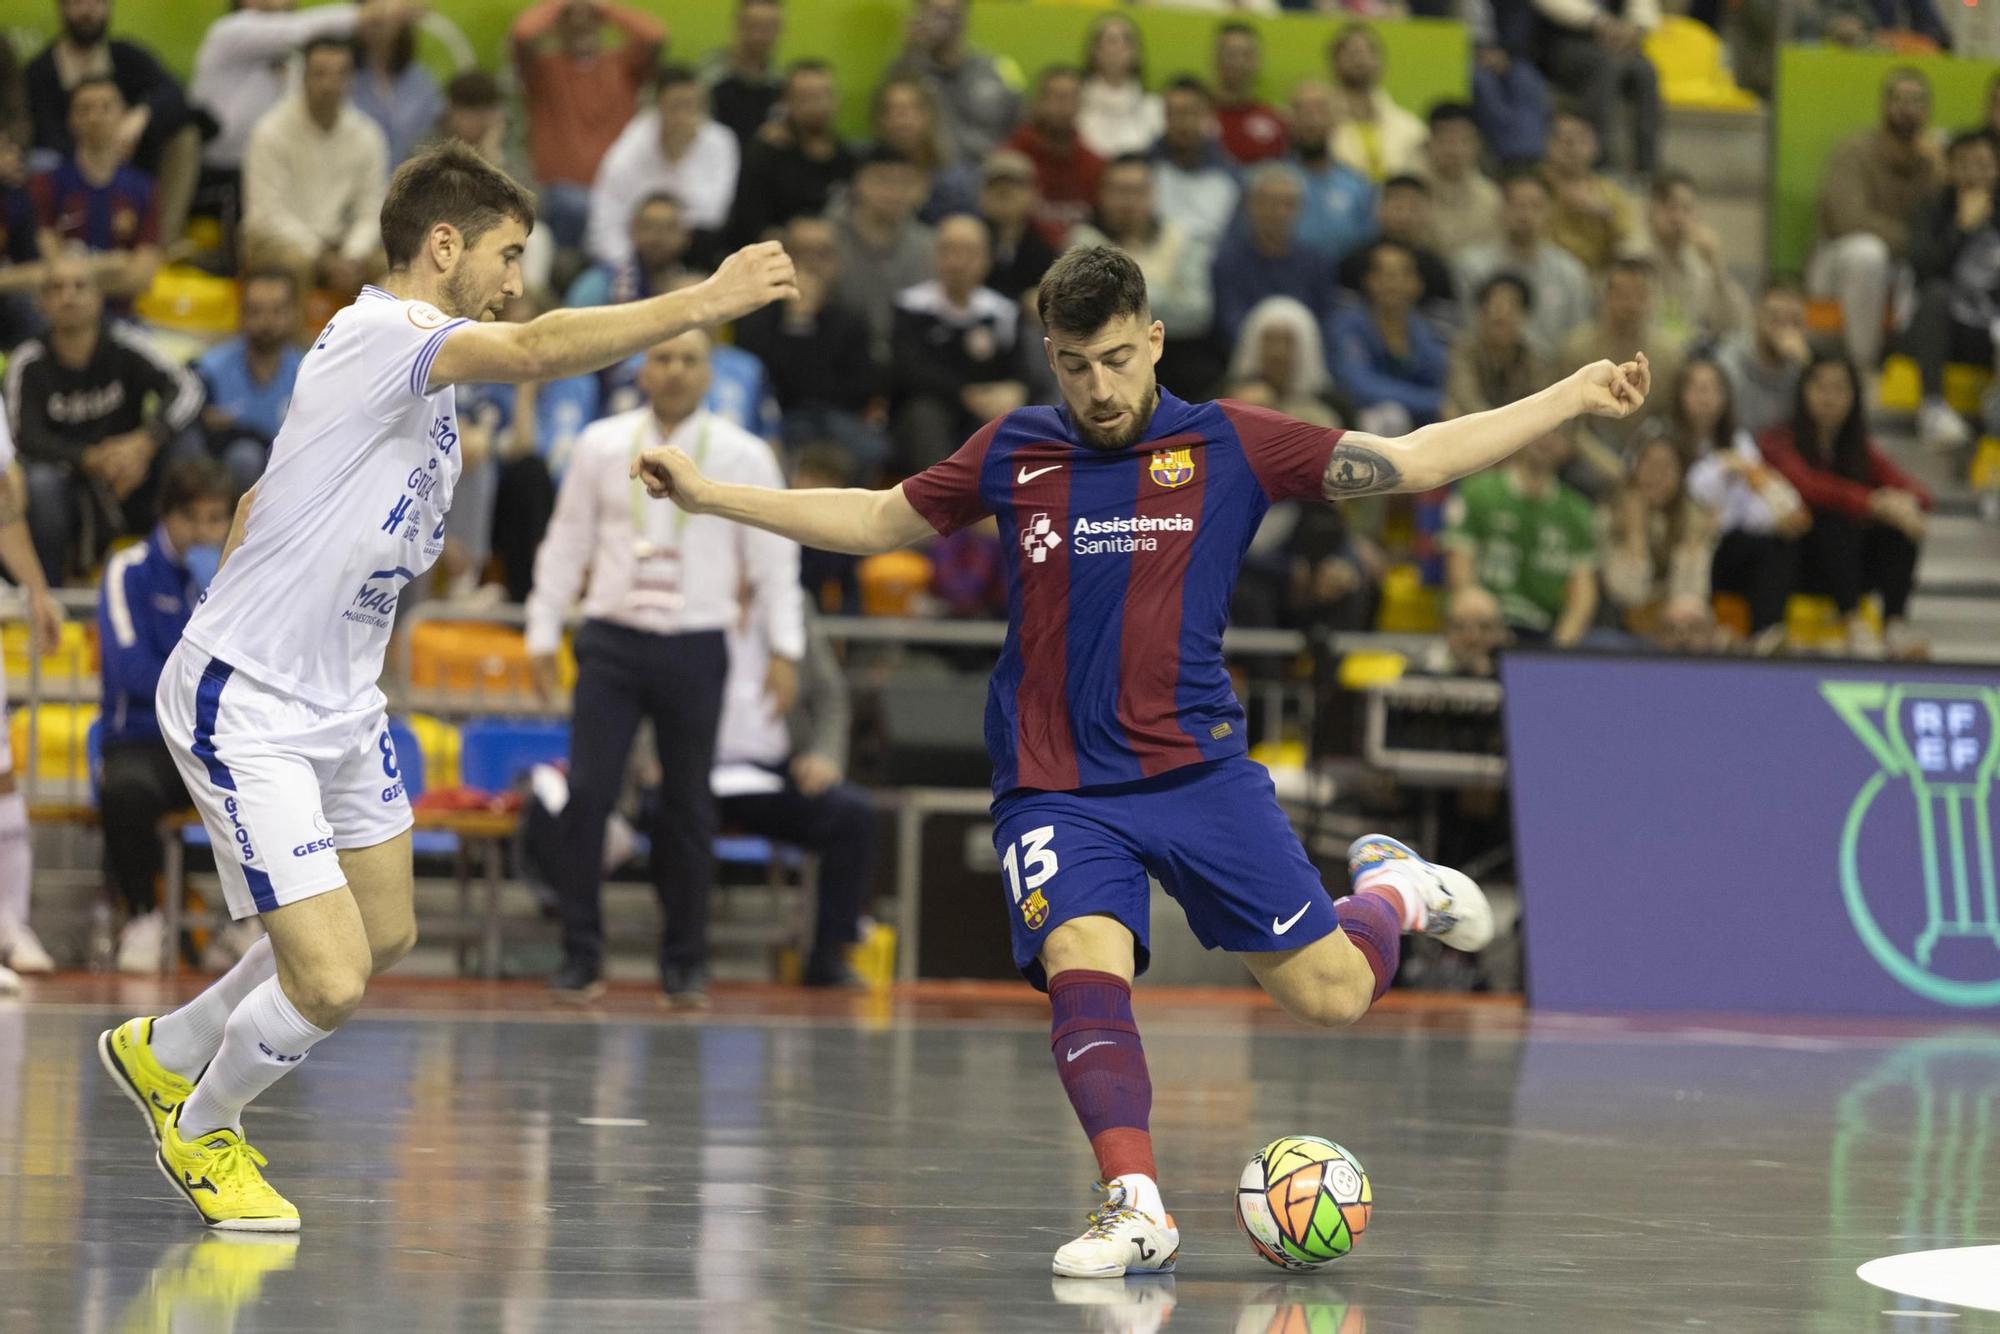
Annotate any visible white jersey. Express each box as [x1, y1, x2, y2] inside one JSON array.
[[0, 407, 14, 770], [180, 284, 470, 710]]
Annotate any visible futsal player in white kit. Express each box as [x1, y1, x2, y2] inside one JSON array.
[[97, 142, 797, 1230], [0, 410, 65, 995]]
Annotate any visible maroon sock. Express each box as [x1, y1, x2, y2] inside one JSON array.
[[1048, 969, 1157, 1183], [1334, 894, 1403, 1004]]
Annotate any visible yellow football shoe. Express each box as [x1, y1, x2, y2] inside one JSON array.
[[98, 1017, 195, 1145], [158, 1107, 300, 1232]]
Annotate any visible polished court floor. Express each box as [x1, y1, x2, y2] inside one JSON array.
[[1, 979, 1997, 1334]]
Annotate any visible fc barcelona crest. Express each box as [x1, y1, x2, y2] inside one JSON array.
[[1149, 447, 1195, 489]]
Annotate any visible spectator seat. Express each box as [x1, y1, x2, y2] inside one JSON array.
[[1644, 17, 1759, 113]]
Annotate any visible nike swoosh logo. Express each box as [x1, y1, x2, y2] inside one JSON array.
[[1065, 1040, 1116, 1062], [1272, 903, 1312, 935], [1017, 464, 1063, 484]]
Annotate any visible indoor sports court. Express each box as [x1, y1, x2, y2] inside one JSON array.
[[4, 979, 1998, 1332]]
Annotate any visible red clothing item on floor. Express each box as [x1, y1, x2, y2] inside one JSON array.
[[512, 1, 666, 186], [1217, 100, 1288, 165], [1005, 123, 1104, 248], [1755, 424, 1932, 523]]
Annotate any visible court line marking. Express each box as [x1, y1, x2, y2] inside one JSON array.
[[576, 1117, 649, 1127], [1858, 1246, 2000, 1314]]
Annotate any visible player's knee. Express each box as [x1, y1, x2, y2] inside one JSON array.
[[370, 920, 417, 974], [1292, 972, 1374, 1029], [288, 958, 371, 1028]]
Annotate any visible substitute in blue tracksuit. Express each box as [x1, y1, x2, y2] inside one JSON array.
[[97, 459, 232, 970]]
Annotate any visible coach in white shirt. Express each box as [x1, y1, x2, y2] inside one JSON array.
[[526, 328, 802, 1005], [585, 65, 740, 272], [241, 36, 389, 297]]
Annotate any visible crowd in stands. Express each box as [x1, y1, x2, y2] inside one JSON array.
[[0, 0, 1982, 679]]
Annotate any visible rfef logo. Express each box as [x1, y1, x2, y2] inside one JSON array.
[[1824, 682, 2000, 1007]]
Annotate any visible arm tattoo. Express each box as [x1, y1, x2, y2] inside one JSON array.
[[1322, 441, 1404, 499]]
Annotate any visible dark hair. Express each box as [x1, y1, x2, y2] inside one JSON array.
[[159, 458, 234, 518], [654, 63, 701, 96], [1037, 63, 1084, 92], [303, 34, 352, 63], [1362, 238, 1417, 275], [1791, 352, 1871, 482], [1331, 23, 1383, 60], [1216, 20, 1259, 41], [1427, 100, 1476, 131], [1037, 244, 1149, 337], [1382, 173, 1428, 196], [1760, 277, 1803, 301], [447, 70, 501, 111], [1084, 14, 1145, 84], [1670, 355, 1737, 456], [1883, 66, 1930, 97], [1606, 255, 1654, 283], [1650, 169, 1696, 202], [1477, 271, 1532, 313], [854, 142, 917, 171], [66, 74, 120, 110], [1105, 151, 1152, 175], [785, 57, 833, 87], [355, 20, 416, 75], [240, 267, 301, 300], [380, 140, 537, 269], [1498, 165, 1548, 196], [1551, 104, 1593, 128], [636, 190, 683, 215], [1949, 128, 1997, 158], [1163, 74, 1210, 102]]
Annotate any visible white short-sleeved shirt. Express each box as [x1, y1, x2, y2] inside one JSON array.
[[180, 285, 470, 710], [1, 408, 14, 767]]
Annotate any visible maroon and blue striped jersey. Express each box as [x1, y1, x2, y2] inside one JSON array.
[[902, 389, 1343, 796]]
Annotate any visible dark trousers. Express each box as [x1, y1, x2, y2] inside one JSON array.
[[555, 621, 728, 975], [1797, 511, 1920, 620], [101, 740, 192, 916], [1902, 278, 1994, 398], [1541, 32, 1661, 175], [719, 773, 876, 965], [1710, 530, 1798, 633], [493, 454, 556, 603]]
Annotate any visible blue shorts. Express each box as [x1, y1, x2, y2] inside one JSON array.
[[992, 755, 1340, 991]]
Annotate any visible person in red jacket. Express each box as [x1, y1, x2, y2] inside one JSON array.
[[1756, 353, 1930, 654]]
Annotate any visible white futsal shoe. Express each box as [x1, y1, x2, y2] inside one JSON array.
[[0, 962, 19, 995], [1052, 1179, 1180, 1279], [1347, 834, 1495, 953], [1049, 1274, 1178, 1333], [3, 922, 55, 974]]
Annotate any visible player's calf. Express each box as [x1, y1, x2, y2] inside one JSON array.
[[1243, 923, 1384, 1030]]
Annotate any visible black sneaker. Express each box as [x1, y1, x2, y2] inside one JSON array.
[[659, 962, 710, 1011], [549, 956, 605, 1003], [801, 953, 865, 989]]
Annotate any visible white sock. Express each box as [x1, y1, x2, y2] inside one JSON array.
[[1114, 1172, 1166, 1221], [1352, 862, 1428, 932], [150, 936, 278, 1079], [0, 791, 29, 947], [177, 975, 332, 1137]]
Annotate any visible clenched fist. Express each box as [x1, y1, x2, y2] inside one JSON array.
[[1572, 352, 1651, 419], [630, 445, 712, 512]]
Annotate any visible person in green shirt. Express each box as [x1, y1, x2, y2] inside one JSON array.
[[1443, 428, 1599, 645]]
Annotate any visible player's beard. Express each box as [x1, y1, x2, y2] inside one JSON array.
[[1073, 384, 1159, 451], [440, 268, 505, 321]]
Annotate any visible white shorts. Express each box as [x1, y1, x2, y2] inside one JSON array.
[[156, 642, 413, 920]]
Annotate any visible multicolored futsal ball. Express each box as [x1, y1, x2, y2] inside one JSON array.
[[1235, 1136, 1372, 1269]]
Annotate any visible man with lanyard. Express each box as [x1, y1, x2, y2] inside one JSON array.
[[526, 327, 803, 1006]]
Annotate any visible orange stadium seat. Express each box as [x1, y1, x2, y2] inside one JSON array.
[[409, 620, 537, 696], [859, 550, 935, 617]]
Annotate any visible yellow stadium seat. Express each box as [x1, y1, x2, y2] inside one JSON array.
[[1375, 564, 1442, 634], [859, 550, 934, 617], [2, 619, 95, 680], [1338, 650, 1408, 690], [1249, 739, 1307, 771], [1786, 594, 1880, 649], [1644, 17, 1760, 113], [134, 265, 240, 337], [409, 620, 536, 697], [1878, 356, 1990, 416], [1878, 356, 1921, 413], [9, 704, 98, 785], [1970, 437, 2000, 490], [405, 712, 463, 791]]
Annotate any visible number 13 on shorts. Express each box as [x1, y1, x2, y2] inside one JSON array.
[[1003, 824, 1059, 929]]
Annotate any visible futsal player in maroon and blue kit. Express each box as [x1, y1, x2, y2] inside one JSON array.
[[634, 246, 1651, 1277]]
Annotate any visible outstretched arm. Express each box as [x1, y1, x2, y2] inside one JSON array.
[[427, 243, 798, 389], [631, 447, 937, 556], [1320, 355, 1651, 499], [0, 466, 61, 654]]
